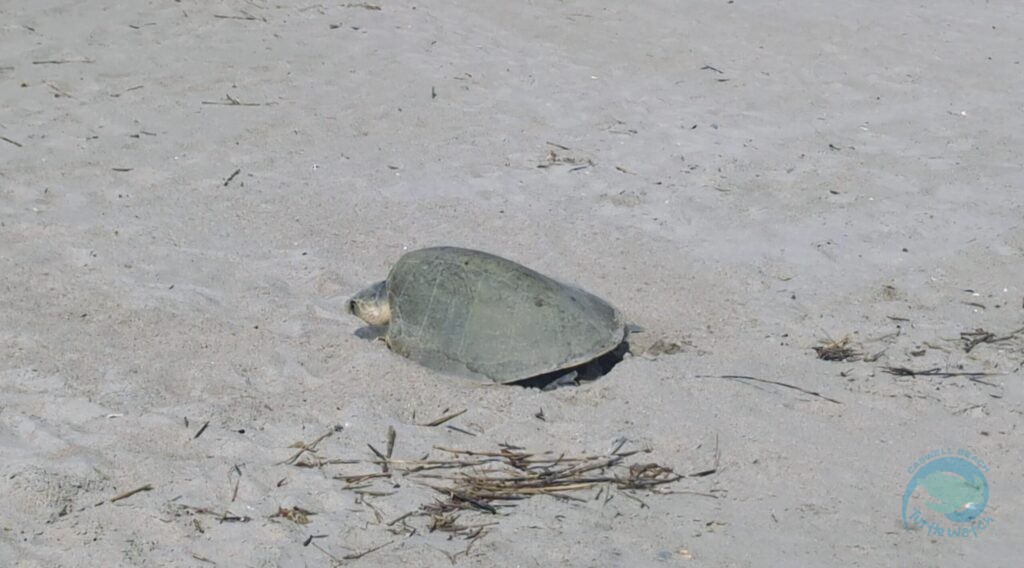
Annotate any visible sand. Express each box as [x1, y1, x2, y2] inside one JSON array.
[[1, 0, 1021, 566]]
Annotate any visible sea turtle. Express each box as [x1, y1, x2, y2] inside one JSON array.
[[348, 246, 628, 384]]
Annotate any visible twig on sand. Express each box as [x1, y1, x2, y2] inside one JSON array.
[[213, 11, 263, 21], [201, 94, 262, 106], [438, 531, 487, 563], [281, 428, 338, 465], [229, 464, 242, 502], [881, 366, 1002, 387], [961, 326, 1024, 353], [178, 504, 252, 523], [687, 433, 720, 478], [696, 374, 842, 404], [110, 484, 154, 503], [222, 168, 241, 187], [45, 81, 74, 98], [1, 136, 23, 147], [302, 534, 328, 546], [192, 420, 210, 440], [337, 472, 390, 484], [110, 85, 144, 98], [421, 408, 466, 427], [32, 58, 94, 65], [368, 443, 390, 473], [344, 539, 395, 560], [310, 542, 343, 566], [881, 366, 1000, 378], [386, 426, 396, 460], [386, 511, 417, 527], [446, 424, 477, 437]]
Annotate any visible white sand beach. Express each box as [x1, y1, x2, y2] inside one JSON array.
[[1, 1, 1021, 566]]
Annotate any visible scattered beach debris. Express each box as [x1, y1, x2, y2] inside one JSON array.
[[280, 427, 341, 466], [270, 506, 315, 525], [281, 437, 704, 552], [415, 444, 685, 518], [881, 366, 1002, 388], [174, 504, 252, 523], [537, 142, 595, 170], [813, 336, 862, 362], [960, 326, 1024, 353]]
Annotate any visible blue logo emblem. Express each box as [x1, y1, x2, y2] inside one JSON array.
[[903, 448, 993, 538]]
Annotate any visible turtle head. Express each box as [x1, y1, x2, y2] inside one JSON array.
[[348, 281, 391, 326]]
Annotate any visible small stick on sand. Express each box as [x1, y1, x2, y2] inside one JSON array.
[[201, 94, 262, 107], [343, 539, 395, 561], [213, 13, 258, 21], [230, 464, 242, 502], [688, 433, 719, 478], [310, 542, 343, 564], [110, 484, 154, 503], [223, 168, 241, 187], [386, 511, 416, 526], [446, 424, 477, 437], [696, 374, 842, 405], [421, 408, 466, 427], [281, 428, 337, 465], [192, 420, 210, 440], [881, 366, 1001, 378], [110, 85, 144, 98], [386, 426, 396, 460], [302, 534, 328, 546], [368, 443, 390, 473], [32, 58, 94, 65]]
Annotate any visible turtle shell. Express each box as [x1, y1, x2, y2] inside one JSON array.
[[384, 247, 625, 383]]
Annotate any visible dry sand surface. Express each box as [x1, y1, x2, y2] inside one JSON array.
[[2, 1, 1022, 566]]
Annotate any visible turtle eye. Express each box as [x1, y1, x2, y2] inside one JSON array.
[[347, 300, 357, 314]]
